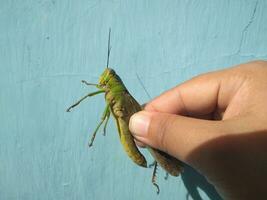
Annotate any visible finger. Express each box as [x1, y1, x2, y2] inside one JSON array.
[[129, 111, 229, 163], [134, 138, 146, 148], [145, 71, 222, 117]]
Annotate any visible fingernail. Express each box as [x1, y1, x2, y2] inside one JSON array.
[[129, 112, 151, 137]]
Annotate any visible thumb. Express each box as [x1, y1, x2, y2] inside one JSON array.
[[129, 110, 227, 163]]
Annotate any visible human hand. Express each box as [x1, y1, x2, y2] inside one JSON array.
[[129, 61, 267, 200]]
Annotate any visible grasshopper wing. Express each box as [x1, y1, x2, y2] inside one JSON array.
[[111, 92, 147, 168], [138, 95, 183, 175], [148, 147, 183, 176]]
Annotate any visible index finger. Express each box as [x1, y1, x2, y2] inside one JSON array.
[[145, 71, 222, 117]]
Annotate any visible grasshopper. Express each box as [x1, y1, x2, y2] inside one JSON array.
[[67, 29, 183, 194]]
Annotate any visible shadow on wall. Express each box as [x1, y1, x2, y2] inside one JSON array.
[[181, 165, 222, 200], [181, 131, 267, 200]]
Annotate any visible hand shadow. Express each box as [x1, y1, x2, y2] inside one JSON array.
[[181, 165, 222, 200], [182, 130, 267, 200]]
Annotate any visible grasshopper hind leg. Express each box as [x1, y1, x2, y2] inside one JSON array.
[[151, 161, 160, 194], [148, 160, 156, 168]]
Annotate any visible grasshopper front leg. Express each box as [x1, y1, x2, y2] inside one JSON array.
[[88, 104, 110, 147], [81, 80, 103, 90], [66, 90, 105, 112]]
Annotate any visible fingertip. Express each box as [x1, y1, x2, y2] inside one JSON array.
[[129, 111, 151, 138], [134, 139, 146, 148]]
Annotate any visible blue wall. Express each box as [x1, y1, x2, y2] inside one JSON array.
[[1, 1, 266, 200]]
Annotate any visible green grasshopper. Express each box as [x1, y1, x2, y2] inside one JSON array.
[[67, 29, 183, 194]]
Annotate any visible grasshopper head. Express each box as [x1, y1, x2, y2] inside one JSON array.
[[99, 68, 116, 86]]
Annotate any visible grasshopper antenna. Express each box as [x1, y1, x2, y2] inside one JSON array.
[[136, 73, 152, 100], [136, 73, 158, 111], [106, 28, 112, 68]]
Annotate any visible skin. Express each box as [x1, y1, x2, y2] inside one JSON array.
[[129, 60, 267, 200]]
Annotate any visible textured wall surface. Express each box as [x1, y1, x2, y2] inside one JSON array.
[[1, 1, 267, 200]]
